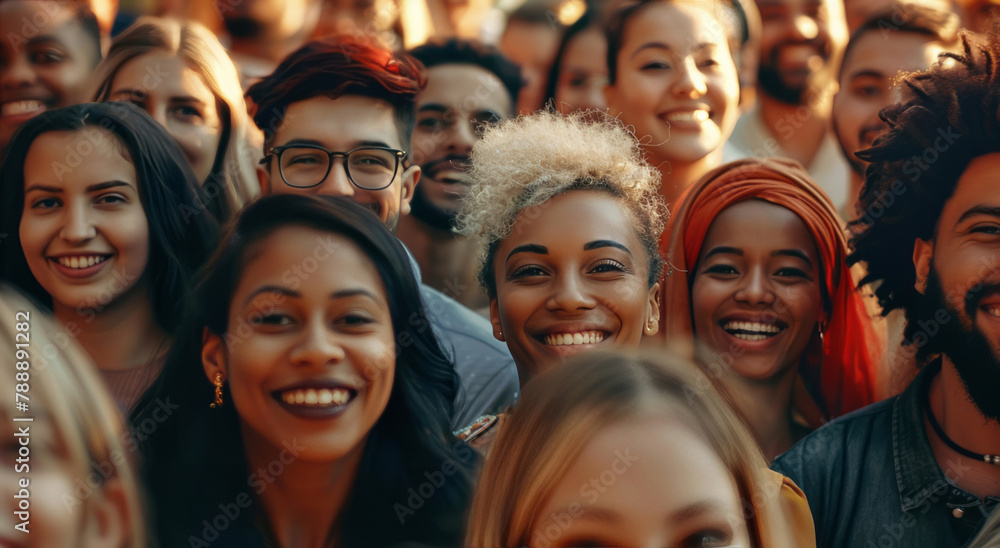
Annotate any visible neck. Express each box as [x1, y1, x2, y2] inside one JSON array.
[[654, 148, 723, 207], [247, 438, 365, 548], [758, 89, 834, 168], [926, 357, 1000, 499], [730, 368, 799, 462], [230, 32, 306, 64], [52, 285, 167, 371]]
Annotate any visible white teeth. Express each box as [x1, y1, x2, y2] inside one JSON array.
[[2, 100, 44, 116], [544, 331, 605, 346], [665, 110, 710, 123], [56, 255, 108, 269], [280, 388, 351, 407], [722, 321, 782, 336]]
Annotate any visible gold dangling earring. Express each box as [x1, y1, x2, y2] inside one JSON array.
[[210, 373, 224, 409]]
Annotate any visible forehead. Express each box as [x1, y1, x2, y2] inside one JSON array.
[[703, 200, 817, 256], [24, 129, 136, 186], [273, 95, 402, 149], [622, 2, 733, 53], [0, 1, 94, 53], [938, 153, 1000, 234], [237, 225, 386, 299], [419, 64, 513, 115], [112, 51, 217, 102], [842, 31, 943, 80]]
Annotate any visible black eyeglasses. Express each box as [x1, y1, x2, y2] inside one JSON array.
[[261, 145, 407, 190]]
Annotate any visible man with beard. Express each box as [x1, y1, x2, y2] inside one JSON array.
[[727, 0, 851, 211], [246, 35, 520, 429], [398, 39, 522, 310], [832, 6, 959, 220], [215, 0, 321, 88], [773, 28, 1000, 547]]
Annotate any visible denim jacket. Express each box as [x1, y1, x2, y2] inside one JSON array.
[[772, 360, 998, 548]]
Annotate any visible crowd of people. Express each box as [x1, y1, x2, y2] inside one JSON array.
[[0, 0, 998, 546]]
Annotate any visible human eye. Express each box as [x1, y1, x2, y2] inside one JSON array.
[[970, 224, 1000, 236], [704, 263, 739, 275], [285, 149, 325, 166], [641, 59, 672, 71], [172, 104, 203, 121], [775, 266, 810, 278], [680, 527, 733, 547], [96, 193, 128, 205], [254, 312, 295, 327], [416, 116, 447, 131], [337, 312, 377, 328], [510, 264, 547, 279], [30, 49, 65, 64], [29, 197, 61, 210], [473, 112, 502, 137], [590, 259, 628, 274]]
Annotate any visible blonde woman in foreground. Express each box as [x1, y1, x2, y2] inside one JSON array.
[[466, 349, 816, 548], [0, 284, 145, 547]]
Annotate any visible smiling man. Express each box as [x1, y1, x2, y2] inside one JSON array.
[[0, 0, 101, 158], [246, 35, 519, 429], [397, 38, 522, 310], [773, 29, 1000, 547]]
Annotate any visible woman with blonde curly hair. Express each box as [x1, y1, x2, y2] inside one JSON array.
[[466, 349, 815, 547], [454, 112, 666, 445], [92, 17, 260, 222], [1, 284, 146, 547]]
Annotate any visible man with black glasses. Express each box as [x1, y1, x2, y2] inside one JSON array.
[[247, 35, 519, 429]]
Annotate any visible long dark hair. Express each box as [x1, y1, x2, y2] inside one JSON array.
[[0, 102, 219, 333], [135, 194, 476, 547]]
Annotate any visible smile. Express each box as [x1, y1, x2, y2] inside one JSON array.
[[544, 331, 606, 346], [663, 109, 710, 123], [278, 387, 353, 407], [721, 321, 784, 341], [53, 255, 110, 269], [2, 100, 45, 117]]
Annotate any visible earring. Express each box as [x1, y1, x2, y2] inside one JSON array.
[[817, 322, 826, 344], [210, 373, 224, 409], [644, 321, 655, 335]]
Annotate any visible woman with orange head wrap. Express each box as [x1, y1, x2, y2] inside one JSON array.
[[662, 157, 882, 460]]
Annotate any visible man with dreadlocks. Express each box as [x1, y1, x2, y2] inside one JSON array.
[[772, 27, 1000, 547]]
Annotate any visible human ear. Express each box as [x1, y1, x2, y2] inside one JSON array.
[[912, 238, 933, 295], [644, 281, 661, 336], [202, 327, 228, 383], [257, 164, 271, 195], [84, 477, 130, 548], [399, 165, 421, 216], [489, 299, 505, 342]]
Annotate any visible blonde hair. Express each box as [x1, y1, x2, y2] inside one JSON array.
[[466, 349, 783, 547], [455, 111, 667, 298], [0, 285, 146, 547], [92, 16, 261, 222]]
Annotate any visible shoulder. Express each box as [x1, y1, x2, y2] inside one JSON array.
[[455, 414, 501, 443]]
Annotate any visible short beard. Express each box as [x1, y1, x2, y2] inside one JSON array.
[[758, 62, 806, 105], [409, 185, 457, 231], [831, 117, 866, 176], [921, 267, 1000, 422]]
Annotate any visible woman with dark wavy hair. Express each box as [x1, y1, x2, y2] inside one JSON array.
[[134, 194, 476, 547], [0, 102, 219, 413]]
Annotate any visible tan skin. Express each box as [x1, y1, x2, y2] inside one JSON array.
[[913, 153, 1000, 500], [691, 200, 824, 460]]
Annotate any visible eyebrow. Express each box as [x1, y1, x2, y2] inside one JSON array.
[[703, 246, 814, 266], [278, 138, 395, 149], [24, 181, 134, 194], [243, 286, 381, 306], [505, 244, 548, 265], [26, 36, 68, 49], [848, 69, 887, 81], [631, 42, 716, 58], [670, 500, 730, 522], [551, 506, 621, 523], [957, 205, 1000, 225], [417, 104, 449, 114], [111, 88, 208, 106], [583, 239, 632, 255]]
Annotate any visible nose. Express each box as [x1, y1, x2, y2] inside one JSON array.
[[734, 268, 776, 306], [316, 157, 356, 197], [583, 81, 607, 111], [289, 316, 346, 367], [791, 14, 820, 41], [546, 273, 598, 313], [1, 53, 35, 89], [447, 118, 477, 156], [671, 58, 708, 98], [59, 203, 97, 243]]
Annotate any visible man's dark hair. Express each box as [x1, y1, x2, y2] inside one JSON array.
[[409, 38, 524, 112], [606, 0, 748, 85], [68, 1, 103, 63], [246, 34, 426, 150], [849, 27, 1000, 360], [840, 4, 961, 81]]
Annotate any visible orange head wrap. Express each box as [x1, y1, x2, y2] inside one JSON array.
[[662, 158, 879, 421]]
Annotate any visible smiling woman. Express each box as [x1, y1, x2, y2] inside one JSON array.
[[135, 194, 476, 547], [456, 111, 666, 385], [662, 157, 881, 460], [0, 102, 219, 413]]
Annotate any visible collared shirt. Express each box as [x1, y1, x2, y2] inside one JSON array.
[[402, 242, 520, 429], [727, 108, 850, 213], [773, 360, 998, 548]]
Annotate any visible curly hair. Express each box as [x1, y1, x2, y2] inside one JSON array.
[[848, 27, 1000, 360], [455, 111, 666, 298]]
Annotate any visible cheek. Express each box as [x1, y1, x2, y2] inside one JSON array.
[[691, 277, 725, 326]]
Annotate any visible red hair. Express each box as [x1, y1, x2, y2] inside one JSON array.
[[662, 158, 880, 422]]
